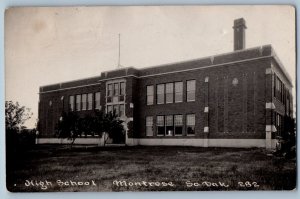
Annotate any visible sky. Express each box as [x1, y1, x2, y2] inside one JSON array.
[[5, 5, 295, 128]]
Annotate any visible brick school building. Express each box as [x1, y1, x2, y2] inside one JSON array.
[[37, 18, 293, 149]]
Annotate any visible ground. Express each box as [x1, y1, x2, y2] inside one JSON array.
[[6, 145, 296, 192]]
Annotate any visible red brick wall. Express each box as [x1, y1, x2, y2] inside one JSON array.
[[136, 59, 271, 139]]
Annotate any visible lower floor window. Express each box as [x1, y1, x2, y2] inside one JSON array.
[[157, 116, 165, 136], [165, 115, 174, 136], [174, 115, 183, 135], [146, 116, 153, 136], [186, 114, 195, 135], [149, 114, 195, 136]]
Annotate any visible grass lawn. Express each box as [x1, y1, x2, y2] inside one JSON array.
[[6, 145, 296, 192]]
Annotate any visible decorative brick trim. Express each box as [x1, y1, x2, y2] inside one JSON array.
[[265, 102, 276, 109], [205, 77, 209, 82], [265, 125, 277, 132], [204, 106, 209, 113], [204, 127, 209, 133], [265, 68, 273, 75]]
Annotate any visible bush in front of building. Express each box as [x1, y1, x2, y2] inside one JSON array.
[[55, 110, 125, 145], [274, 115, 296, 159]]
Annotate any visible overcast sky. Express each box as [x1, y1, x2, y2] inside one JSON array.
[[5, 6, 295, 128]]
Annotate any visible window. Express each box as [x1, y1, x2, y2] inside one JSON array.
[[81, 94, 87, 110], [166, 83, 174, 103], [114, 83, 119, 96], [108, 84, 113, 96], [186, 114, 195, 135], [113, 105, 119, 116], [157, 116, 165, 136], [120, 82, 125, 96], [69, 96, 74, 111], [146, 116, 153, 136], [95, 92, 101, 110], [174, 115, 183, 135], [157, 84, 165, 104], [165, 115, 174, 136], [87, 93, 93, 110], [107, 105, 112, 113], [146, 85, 154, 105], [187, 80, 196, 101], [76, 95, 81, 111], [175, 82, 183, 103], [119, 104, 125, 117]]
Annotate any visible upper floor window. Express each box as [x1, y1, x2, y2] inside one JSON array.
[[120, 82, 125, 96], [147, 85, 154, 105], [175, 82, 183, 103], [166, 83, 174, 104], [87, 93, 93, 110], [146, 116, 154, 136], [95, 92, 101, 110], [108, 84, 113, 96], [157, 84, 165, 104], [69, 95, 74, 111], [76, 94, 81, 111], [114, 83, 119, 96], [187, 80, 196, 102], [186, 114, 195, 135], [81, 94, 87, 110]]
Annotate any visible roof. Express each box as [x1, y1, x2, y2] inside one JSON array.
[[39, 45, 293, 93]]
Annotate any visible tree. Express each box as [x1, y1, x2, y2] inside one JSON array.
[[55, 111, 80, 146], [102, 110, 125, 144], [5, 101, 34, 168], [5, 101, 32, 133], [55, 110, 125, 146]]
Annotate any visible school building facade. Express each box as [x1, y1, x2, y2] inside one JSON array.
[[37, 18, 293, 149]]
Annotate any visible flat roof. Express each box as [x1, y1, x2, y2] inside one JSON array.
[[40, 45, 293, 93]]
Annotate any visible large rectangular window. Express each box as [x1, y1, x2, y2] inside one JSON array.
[[108, 84, 113, 96], [147, 85, 154, 105], [95, 92, 101, 110], [113, 105, 119, 116], [146, 116, 154, 136], [76, 94, 81, 111], [175, 82, 183, 103], [114, 83, 119, 96], [157, 84, 165, 104], [165, 115, 174, 136], [187, 80, 196, 102], [157, 116, 165, 136], [81, 94, 87, 110], [69, 95, 74, 111], [87, 93, 93, 110], [119, 104, 125, 117], [120, 82, 125, 96], [166, 83, 174, 104], [107, 105, 112, 113], [186, 114, 195, 135], [174, 115, 183, 135]]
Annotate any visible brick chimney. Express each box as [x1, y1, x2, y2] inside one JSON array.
[[233, 18, 247, 51]]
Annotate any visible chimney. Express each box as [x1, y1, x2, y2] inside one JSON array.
[[233, 18, 247, 51]]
